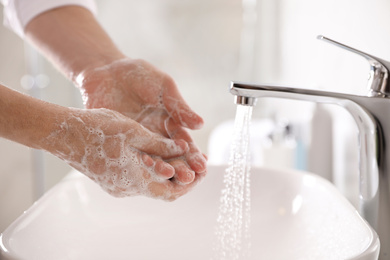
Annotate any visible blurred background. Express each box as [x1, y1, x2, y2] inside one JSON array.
[[1, 0, 390, 232]]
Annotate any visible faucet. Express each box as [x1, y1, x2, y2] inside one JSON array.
[[230, 36, 390, 259]]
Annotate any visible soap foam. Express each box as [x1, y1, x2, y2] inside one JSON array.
[[44, 108, 184, 200], [71, 58, 205, 199], [78, 58, 201, 132]]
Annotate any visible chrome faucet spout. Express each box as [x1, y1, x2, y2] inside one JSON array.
[[234, 95, 257, 106], [230, 81, 389, 259]]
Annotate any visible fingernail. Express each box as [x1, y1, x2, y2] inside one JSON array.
[[177, 168, 195, 184], [191, 153, 207, 173], [186, 117, 204, 130], [192, 119, 204, 130], [179, 110, 204, 130]]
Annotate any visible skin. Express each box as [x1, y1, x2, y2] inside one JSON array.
[[76, 58, 207, 183], [0, 84, 203, 200], [19, 5, 207, 199]]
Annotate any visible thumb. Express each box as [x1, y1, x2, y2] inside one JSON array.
[[162, 77, 204, 130]]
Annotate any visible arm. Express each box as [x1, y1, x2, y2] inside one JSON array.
[[24, 6, 204, 130], [1, 0, 97, 38], [24, 6, 207, 181], [24, 6, 124, 81], [0, 83, 61, 149], [0, 83, 200, 200]]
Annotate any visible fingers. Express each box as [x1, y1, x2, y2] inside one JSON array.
[[165, 118, 207, 173], [141, 154, 175, 179], [130, 125, 189, 159], [169, 159, 195, 184], [105, 152, 207, 200], [146, 171, 207, 201], [142, 153, 196, 185], [184, 143, 208, 174], [132, 109, 207, 175], [162, 76, 204, 130]]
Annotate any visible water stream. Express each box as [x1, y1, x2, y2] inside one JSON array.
[[213, 105, 253, 260]]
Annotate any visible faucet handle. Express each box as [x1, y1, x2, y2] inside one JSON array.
[[318, 35, 390, 97]]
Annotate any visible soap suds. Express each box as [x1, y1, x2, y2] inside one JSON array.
[[72, 58, 207, 197], [44, 108, 192, 200], [77, 58, 201, 131]]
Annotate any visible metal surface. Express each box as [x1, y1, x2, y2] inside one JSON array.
[[229, 35, 390, 260], [234, 95, 257, 106], [231, 81, 389, 258], [318, 35, 390, 97]]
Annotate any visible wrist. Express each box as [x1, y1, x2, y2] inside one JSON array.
[[0, 84, 68, 152], [71, 54, 125, 85], [41, 107, 87, 163]]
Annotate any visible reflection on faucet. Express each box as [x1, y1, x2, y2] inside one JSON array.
[[230, 36, 390, 259]]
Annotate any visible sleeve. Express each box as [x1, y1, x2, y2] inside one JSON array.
[[1, 0, 98, 38]]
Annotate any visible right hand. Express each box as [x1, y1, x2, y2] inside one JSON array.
[[75, 58, 207, 184], [45, 107, 203, 200]]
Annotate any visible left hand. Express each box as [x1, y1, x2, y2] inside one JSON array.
[[75, 58, 207, 184]]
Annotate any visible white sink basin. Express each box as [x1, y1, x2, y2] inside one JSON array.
[[0, 165, 380, 260]]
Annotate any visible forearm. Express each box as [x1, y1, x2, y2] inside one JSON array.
[[0, 84, 65, 151], [24, 6, 125, 82]]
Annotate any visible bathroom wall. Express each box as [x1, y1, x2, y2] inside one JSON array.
[[276, 0, 390, 93], [0, 13, 33, 232], [1, 0, 390, 231], [250, 0, 390, 111], [94, 0, 243, 149], [0, 8, 82, 232], [254, 0, 390, 204]]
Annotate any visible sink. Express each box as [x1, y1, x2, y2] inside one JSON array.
[[0, 165, 380, 259]]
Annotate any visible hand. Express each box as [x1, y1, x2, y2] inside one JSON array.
[[24, 6, 207, 187], [46, 107, 201, 200], [75, 58, 207, 183]]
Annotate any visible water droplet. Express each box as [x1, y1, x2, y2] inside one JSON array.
[[213, 105, 253, 260]]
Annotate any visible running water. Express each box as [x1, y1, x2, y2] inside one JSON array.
[[213, 104, 253, 260]]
